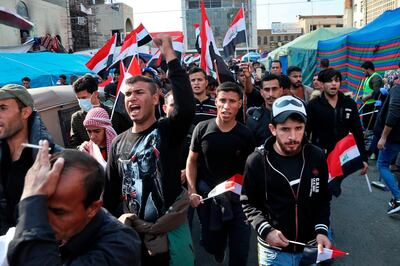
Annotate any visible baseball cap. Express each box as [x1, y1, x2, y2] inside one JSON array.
[[272, 95, 307, 124], [0, 84, 34, 108]]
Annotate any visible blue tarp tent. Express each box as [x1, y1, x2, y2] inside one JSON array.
[[317, 8, 400, 94], [0, 52, 92, 88]]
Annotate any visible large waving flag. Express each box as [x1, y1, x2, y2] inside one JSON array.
[[199, 0, 234, 83], [110, 31, 138, 69], [111, 56, 141, 122], [134, 23, 152, 47], [223, 7, 246, 58], [327, 134, 363, 182], [206, 174, 243, 199], [301, 246, 348, 264], [85, 33, 117, 74], [147, 36, 184, 70]]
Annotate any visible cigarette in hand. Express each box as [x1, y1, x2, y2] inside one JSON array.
[[21, 143, 51, 150]]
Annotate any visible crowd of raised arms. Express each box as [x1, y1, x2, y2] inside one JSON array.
[[0, 34, 399, 266]]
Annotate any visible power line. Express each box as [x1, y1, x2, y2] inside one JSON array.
[[132, 0, 335, 15]]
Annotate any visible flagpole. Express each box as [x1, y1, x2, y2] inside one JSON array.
[[365, 174, 372, 192], [242, 3, 250, 56], [359, 110, 378, 116]]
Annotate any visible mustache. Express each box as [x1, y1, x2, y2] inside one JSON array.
[[285, 140, 300, 145]]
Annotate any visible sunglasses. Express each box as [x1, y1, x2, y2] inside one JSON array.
[[275, 99, 303, 108]]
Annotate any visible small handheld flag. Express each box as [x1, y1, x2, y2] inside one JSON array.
[[202, 174, 243, 201], [300, 244, 348, 265], [327, 134, 363, 182]]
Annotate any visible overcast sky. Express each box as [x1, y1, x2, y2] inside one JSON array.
[[119, 0, 344, 32]]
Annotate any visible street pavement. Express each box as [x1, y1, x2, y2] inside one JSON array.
[[192, 163, 400, 266]]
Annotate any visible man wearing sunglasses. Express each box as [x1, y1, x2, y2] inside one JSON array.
[[241, 95, 331, 265], [306, 68, 368, 196]]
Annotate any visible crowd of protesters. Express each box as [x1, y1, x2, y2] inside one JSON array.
[[0, 34, 399, 266]]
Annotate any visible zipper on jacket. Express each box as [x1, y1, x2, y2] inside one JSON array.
[[266, 146, 306, 243]]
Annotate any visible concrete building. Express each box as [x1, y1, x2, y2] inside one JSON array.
[[344, 0, 400, 28], [69, 0, 133, 51], [297, 15, 344, 34], [181, 0, 257, 55], [257, 29, 302, 52], [0, 0, 69, 47]]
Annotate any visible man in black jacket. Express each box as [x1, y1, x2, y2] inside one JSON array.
[[7, 144, 141, 265], [306, 68, 368, 196], [375, 84, 400, 214], [241, 95, 331, 265], [103, 35, 195, 265], [246, 74, 284, 146], [0, 84, 62, 234]]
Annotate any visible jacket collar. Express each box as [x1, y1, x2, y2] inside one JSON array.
[[60, 208, 105, 258]]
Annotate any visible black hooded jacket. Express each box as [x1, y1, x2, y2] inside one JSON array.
[[240, 137, 331, 252]]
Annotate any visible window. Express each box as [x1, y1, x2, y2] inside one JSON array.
[[258, 36, 261, 45], [284, 35, 288, 41], [336, 24, 343, 27], [263, 36, 268, 44], [323, 24, 331, 28], [204, 0, 221, 8], [188, 0, 199, 9], [16, 1, 29, 19], [277, 36, 281, 41], [270, 36, 274, 42], [309, 25, 317, 31]]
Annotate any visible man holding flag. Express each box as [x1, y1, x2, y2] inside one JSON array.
[[241, 95, 331, 265], [306, 68, 368, 196], [186, 82, 255, 265]]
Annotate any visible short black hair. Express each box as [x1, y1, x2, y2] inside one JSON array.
[[207, 75, 218, 88], [216, 81, 243, 99], [50, 149, 105, 208], [361, 61, 375, 71], [22, 77, 31, 82], [287, 66, 302, 76], [279, 75, 291, 89], [125, 75, 157, 95], [59, 74, 67, 80], [318, 68, 342, 83], [271, 60, 282, 67], [262, 73, 282, 87], [271, 112, 305, 126], [188, 67, 207, 79], [73, 74, 98, 94], [320, 58, 330, 68]]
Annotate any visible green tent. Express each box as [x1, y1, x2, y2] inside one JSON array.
[[266, 28, 356, 86]]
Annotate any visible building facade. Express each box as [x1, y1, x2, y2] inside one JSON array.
[[181, 0, 257, 55], [344, 0, 400, 28], [297, 15, 344, 34], [69, 0, 134, 51], [257, 29, 302, 52], [0, 0, 69, 47]]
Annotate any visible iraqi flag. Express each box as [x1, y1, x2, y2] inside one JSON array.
[[207, 174, 243, 198], [223, 7, 246, 58], [147, 36, 184, 71], [300, 246, 348, 265], [200, 0, 235, 83], [194, 23, 201, 53], [111, 56, 141, 122], [135, 23, 152, 47], [86, 33, 117, 75], [327, 134, 364, 182], [110, 31, 138, 69]]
